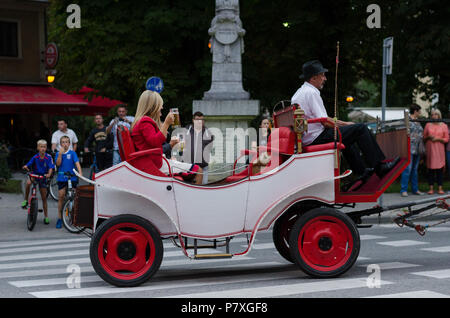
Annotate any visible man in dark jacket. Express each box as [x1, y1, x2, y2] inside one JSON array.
[[183, 112, 214, 184], [84, 114, 113, 171]]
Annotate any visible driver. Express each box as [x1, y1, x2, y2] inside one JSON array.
[[131, 90, 203, 185]]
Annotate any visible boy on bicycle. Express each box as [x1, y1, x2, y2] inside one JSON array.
[[22, 140, 54, 225], [55, 136, 83, 229]]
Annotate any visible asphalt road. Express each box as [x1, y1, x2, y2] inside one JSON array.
[[1, 172, 450, 300]]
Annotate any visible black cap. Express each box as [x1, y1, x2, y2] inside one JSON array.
[[299, 60, 328, 80]]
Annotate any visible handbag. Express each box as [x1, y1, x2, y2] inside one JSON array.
[[418, 139, 426, 157]]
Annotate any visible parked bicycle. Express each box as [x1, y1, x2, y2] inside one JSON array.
[[60, 171, 85, 234], [25, 172, 45, 231]]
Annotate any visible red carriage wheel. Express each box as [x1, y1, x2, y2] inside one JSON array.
[[289, 208, 360, 278], [90, 214, 163, 287]]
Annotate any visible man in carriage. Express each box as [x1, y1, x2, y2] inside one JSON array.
[[291, 60, 400, 187]]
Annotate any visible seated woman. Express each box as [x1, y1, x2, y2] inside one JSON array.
[[131, 90, 203, 184]]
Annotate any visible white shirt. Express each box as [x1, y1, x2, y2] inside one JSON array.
[[51, 128, 78, 151], [109, 116, 134, 150], [291, 82, 328, 145]]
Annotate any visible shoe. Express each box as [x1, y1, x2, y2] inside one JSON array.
[[21, 200, 28, 209], [438, 190, 445, 195], [376, 157, 400, 179], [44, 217, 50, 225], [401, 192, 408, 197], [427, 190, 434, 195], [412, 191, 425, 195], [56, 219, 62, 229]]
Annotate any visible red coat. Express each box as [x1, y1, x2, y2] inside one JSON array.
[[131, 116, 166, 169]]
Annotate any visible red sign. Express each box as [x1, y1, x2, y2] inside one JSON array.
[[45, 42, 59, 69]]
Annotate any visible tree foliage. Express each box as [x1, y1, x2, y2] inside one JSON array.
[[48, 0, 449, 128]]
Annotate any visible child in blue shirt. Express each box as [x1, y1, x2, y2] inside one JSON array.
[[22, 140, 54, 225], [55, 136, 83, 229]]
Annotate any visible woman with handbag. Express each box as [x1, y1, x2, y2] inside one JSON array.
[[423, 108, 449, 195], [400, 104, 425, 197]]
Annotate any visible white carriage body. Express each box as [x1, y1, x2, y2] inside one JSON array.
[[92, 149, 337, 241]]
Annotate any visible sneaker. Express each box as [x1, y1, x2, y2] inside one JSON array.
[[412, 191, 425, 195], [44, 217, 50, 225], [56, 219, 62, 229], [401, 192, 408, 197], [21, 200, 28, 209]]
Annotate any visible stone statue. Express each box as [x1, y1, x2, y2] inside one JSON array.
[[203, 0, 249, 100]]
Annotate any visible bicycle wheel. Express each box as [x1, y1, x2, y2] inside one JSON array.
[[49, 174, 59, 201], [27, 198, 38, 231], [61, 199, 84, 234]]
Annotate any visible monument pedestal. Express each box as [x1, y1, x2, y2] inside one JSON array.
[[193, 99, 260, 181]]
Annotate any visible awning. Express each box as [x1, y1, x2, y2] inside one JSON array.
[[70, 86, 125, 116], [0, 84, 88, 115]]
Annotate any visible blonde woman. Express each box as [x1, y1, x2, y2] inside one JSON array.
[[131, 90, 203, 184], [423, 108, 449, 194]]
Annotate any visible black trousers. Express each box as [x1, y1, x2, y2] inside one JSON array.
[[427, 168, 443, 186], [96, 151, 113, 171], [310, 123, 386, 175]]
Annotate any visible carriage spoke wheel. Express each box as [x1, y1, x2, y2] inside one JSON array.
[[90, 215, 163, 287], [289, 208, 360, 278]]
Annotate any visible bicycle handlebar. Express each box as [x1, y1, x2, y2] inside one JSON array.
[[28, 173, 45, 179]]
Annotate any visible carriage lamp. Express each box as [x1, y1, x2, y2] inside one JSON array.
[[346, 96, 354, 102], [294, 108, 307, 153]]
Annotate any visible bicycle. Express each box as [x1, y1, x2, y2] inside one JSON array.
[[88, 151, 99, 180], [47, 151, 59, 201], [25, 172, 45, 231], [60, 171, 85, 234]]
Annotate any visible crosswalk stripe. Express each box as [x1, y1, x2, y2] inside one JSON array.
[[29, 269, 303, 298], [9, 261, 289, 288], [377, 240, 428, 247], [0, 257, 91, 270], [161, 256, 254, 267], [427, 227, 450, 232], [241, 243, 274, 250], [411, 269, 450, 279], [360, 235, 386, 240], [0, 237, 90, 249], [0, 266, 95, 279], [10, 275, 102, 287], [164, 278, 393, 298], [357, 262, 421, 270], [421, 246, 450, 253], [366, 290, 450, 298], [0, 249, 88, 262], [0, 243, 89, 255]]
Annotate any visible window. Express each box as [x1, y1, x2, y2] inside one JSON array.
[[0, 20, 19, 57]]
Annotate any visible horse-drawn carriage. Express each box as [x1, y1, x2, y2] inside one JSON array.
[[73, 101, 446, 287]]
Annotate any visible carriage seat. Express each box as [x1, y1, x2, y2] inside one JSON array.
[[225, 127, 296, 182], [303, 142, 345, 153], [117, 126, 167, 177]]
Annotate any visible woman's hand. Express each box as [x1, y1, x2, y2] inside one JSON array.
[[160, 112, 175, 137], [169, 137, 179, 148], [164, 112, 175, 126]]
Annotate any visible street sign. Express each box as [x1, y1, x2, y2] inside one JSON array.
[[146, 76, 164, 93], [45, 43, 59, 69], [383, 37, 393, 75]]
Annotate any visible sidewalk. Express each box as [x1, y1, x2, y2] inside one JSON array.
[[0, 168, 91, 240]]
